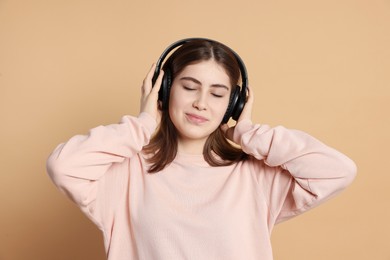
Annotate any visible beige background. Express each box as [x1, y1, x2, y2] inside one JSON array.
[[1, 0, 389, 259]]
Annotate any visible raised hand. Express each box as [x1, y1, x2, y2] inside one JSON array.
[[140, 63, 164, 123]]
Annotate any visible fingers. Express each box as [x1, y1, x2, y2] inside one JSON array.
[[142, 63, 164, 96], [246, 85, 254, 104], [142, 63, 157, 94], [220, 123, 229, 134], [220, 124, 235, 142], [151, 69, 164, 94]]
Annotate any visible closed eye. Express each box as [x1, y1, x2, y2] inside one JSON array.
[[183, 86, 196, 91]]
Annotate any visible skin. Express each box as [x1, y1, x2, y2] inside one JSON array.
[[140, 60, 254, 154]]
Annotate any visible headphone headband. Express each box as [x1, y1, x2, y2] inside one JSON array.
[[152, 38, 248, 90]]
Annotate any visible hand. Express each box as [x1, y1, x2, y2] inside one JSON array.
[[140, 63, 164, 123], [220, 86, 254, 142]]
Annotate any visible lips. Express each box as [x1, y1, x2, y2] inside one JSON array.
[[185, 113, 209, 124]]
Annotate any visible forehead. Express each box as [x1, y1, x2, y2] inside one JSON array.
[[177, 60, 231, 87]]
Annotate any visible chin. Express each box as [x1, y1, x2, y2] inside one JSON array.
[[173, 116, 222, 141]]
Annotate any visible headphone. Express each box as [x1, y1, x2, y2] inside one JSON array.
[[152, 38, 248, 123]]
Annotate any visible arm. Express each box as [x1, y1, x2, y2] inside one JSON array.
[[234, 120, 357, 224], [222, 87, 356, 224], [46, 64, 164, 226], [46, 113, 156, 222]]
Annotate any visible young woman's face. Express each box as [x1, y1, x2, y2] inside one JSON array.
[[169, 60, 231, 148]]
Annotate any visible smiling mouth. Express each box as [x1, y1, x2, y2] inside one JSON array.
[[185, 113, 209, 124]]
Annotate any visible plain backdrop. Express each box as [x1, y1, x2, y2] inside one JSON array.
[[1, 0, 389, 259]]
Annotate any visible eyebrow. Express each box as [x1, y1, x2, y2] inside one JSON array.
[[180, 77, 229, 90]]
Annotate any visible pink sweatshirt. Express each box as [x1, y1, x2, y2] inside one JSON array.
[[46, 112, 356, 260]]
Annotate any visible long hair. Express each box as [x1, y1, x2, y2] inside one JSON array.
[[143, 39, 247, 173]]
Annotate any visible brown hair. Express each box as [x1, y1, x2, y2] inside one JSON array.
[[143, 39, 247, 173]]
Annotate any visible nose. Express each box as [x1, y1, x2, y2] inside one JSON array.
[[192, 92, 207, 110]]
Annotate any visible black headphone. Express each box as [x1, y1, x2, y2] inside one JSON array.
[[152, 38, 248, 123]]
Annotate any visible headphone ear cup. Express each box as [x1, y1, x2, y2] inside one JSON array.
[[232, 91, 246, 121], [160, 69, 172, 110], [222, 86, 240, 123]]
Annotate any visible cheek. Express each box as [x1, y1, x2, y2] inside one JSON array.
[[168, 86, 186, 120], [215, 97, 230, 115], [169, 87, 186, 109]]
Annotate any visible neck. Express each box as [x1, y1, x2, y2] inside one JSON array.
[[177, 137, 207, 155]]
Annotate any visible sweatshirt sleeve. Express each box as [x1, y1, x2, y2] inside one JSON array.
[[233, 119, 357, 224], [46, 112, 157, 227]]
